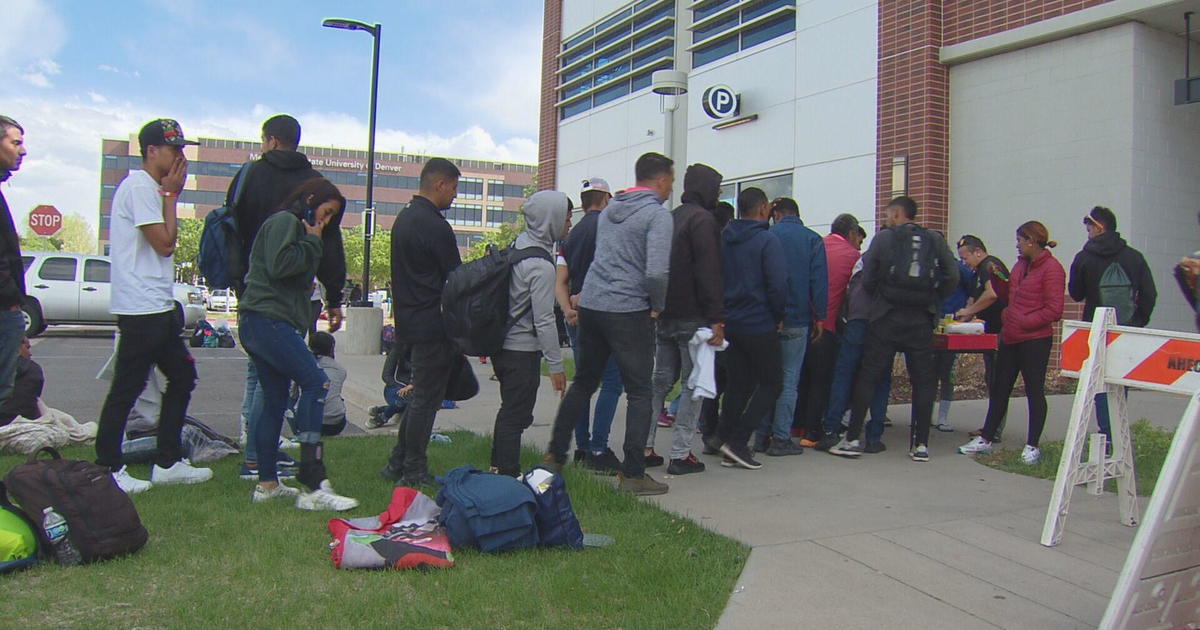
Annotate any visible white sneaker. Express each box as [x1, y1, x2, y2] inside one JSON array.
[[1020, 445, 1042, 465], [112, 466, 152, 494], [151, 459, 214, 485], [295, 480, 359, 512], [278, 436, 299, 450], [252, 482, 301, 503], [958, 436, 994, 455]]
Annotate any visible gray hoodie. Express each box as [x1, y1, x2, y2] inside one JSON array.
[[503, 190, 568, 373], [578, 188, 672, 313]]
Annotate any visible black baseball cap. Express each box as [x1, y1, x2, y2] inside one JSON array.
[[137, 119, 199, 153]]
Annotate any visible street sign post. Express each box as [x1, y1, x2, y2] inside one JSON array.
[[28, 205, 62, 237]]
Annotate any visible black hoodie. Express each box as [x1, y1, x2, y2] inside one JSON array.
[[661, 164, 725, 323], [1068, 230, 1156, 326], [227, 150, 345, 307]]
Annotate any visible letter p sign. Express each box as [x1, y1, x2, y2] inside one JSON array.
[[703, 85, 740, 120]]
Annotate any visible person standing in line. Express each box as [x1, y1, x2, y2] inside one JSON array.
[[0, 116, 29, 409], [643, 163, 725, 475], [1068, 206, 1157, 445], [822, 196, 959, 462], [955, 235, 1010, 440], [381, 158, 463, 486], [754, 197, 825, 456], [819, 225, 893, 453], [230, 115, 347, 480], [544, 152, 675, 496], [707, 188, 788, 470], [932, 256, 974, 432], [95, 119, 212, 493], [555, 177, 625, 475], [489, 191, 570, 476], [698, 201, 736, 443], [239, 178, 356, 509], [959, 221, 1065, 464], [798, 214, 861, 448]]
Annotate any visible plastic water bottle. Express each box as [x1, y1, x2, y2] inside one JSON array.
[[42, 507, 82, 566]]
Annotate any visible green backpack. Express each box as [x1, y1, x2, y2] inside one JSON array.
[[1098, 260, 1136, 325], [0, 481, 41, 574]]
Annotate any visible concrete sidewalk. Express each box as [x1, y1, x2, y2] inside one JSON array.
[[336, 350, 1180, 629]]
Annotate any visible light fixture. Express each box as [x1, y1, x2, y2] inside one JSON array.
[[711, 114, 758, 130], [890, 155, 908, 197], [651, 70, 688, 96]]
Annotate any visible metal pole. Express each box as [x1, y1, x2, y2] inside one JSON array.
[[1187, 12, 1193, 79], [362, 23, 381, 302]]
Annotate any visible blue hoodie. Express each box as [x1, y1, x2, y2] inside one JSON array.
[[721, 219, 788, 334], [769, 215, 828, 328]]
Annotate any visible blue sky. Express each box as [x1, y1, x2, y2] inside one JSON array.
[[0, 0, 544, 229]]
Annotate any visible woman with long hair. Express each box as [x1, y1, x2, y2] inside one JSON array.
[[958, 221, 1065, 465], [239, 177, 357, 510]]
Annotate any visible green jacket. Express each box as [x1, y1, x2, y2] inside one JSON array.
[[239, 211, 323, 332]]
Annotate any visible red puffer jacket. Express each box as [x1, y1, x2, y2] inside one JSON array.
[[1001, 249, 1065, 344]]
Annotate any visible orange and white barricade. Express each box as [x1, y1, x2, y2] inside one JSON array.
[[1047, 307, 1200, 629]]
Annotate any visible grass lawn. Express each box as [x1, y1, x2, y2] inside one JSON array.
[[541, 356, 576, 380], [0, 432, 747, 629], [975, 419, 1175, 496]]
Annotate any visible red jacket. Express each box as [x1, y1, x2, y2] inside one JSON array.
[[1001, 249, 1065, 344], [819, 233, 860, 333]]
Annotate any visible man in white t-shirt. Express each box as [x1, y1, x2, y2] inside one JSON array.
[[95, 119, 213, 494]]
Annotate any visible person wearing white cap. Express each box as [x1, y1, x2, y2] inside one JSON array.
[[554, 177, 626, 475]]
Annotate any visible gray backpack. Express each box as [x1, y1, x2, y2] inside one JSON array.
[[1098, 260, 1135, 325]]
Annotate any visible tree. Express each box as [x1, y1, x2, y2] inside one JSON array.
[[174, 217, 203, 284], [20, 213, 97, 254], [465, 217, 524, 262], [341, 226, 391, 290]]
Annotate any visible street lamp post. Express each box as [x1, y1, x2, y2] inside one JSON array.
[[323, 17, 381, 305]]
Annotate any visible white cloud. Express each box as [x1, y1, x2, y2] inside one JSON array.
[[18, 59, 62, 88], [97, 64, 120, 73], [0, 0, 67, 72], [0, 93, 537, 234]]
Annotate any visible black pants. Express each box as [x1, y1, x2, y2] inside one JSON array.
[[700, 353, 727, 439], [846, 309, 935, 448], [981, 336, 1052, 447], [548, 308, 654, 478], [490, 349, 542, 476], [96, 309, 197, 470], [718, 330, 783, 446], [798, 331, 839, 437], [391, 337, 456, 478]]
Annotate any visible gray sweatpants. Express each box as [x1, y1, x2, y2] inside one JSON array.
[[646, 319, 707, 460]]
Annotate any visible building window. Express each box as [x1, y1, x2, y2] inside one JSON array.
[[690, 0, 796, 69], [719, 172, 793, 207], [558, 0, 675, 120]]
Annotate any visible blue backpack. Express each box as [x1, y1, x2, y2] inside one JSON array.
[[435, 466, 539, 553], [522, 467, 584, 550], [198, 162, 251, 292]]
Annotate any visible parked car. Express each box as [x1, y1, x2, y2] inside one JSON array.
[[20, 251, 205, 337], [206, 288, 238, 312]]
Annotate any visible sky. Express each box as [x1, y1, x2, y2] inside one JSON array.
[[0, 0, 544, 230]]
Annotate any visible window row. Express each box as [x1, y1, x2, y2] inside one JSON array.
[[455, 233, 485, 248], [691, 0, 796, 69]]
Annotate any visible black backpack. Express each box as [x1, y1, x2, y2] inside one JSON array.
[[198, 162, 251, 293], [4, 448, 148, 563], [880, 223, 940, 308], [441, 245, 553, 357], [1098, 259, 1136, 325]]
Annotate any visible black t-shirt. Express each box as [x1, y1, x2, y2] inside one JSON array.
[[971, 255, 1010, 333]]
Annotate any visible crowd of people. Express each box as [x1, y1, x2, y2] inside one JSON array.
[[0, 112, 1180, 508]]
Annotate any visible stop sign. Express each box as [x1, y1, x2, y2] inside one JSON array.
[[28, 205, 62, 237]]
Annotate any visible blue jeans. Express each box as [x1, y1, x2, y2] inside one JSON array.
[[383, 384, 410, 418], [825, 320, 890, 444], [566, 323, 623, 452], [0, 310, 26, 406], [761, 326, 808, 442], [239, 311, 329, 483], [1094, 393, 1112, 438], [668, 394, 681, 415], [240, 362, 265, 464]]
